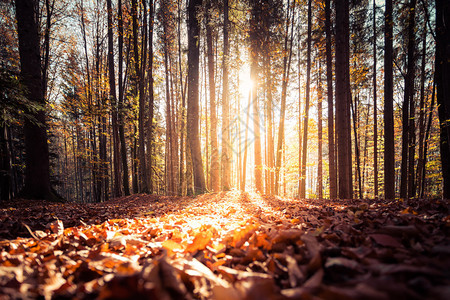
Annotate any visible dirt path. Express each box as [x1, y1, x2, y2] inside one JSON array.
[[0, 192, 449, 299]]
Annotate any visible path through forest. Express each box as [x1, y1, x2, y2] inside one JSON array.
[[0, 192, 449, 299]]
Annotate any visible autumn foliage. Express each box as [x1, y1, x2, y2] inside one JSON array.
[[0, 192, 449, 299]]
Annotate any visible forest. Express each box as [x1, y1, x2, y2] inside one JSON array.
[[0, 0, 449, 298]]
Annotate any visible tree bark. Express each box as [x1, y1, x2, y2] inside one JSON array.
[[107, 0, 122, 198], [399, 0, 417, 199], [373, 0, 378, 199], [436, 0, 450, 199], [118, 0, 130, 195], [187, 0, 206, 194], [300, 0, 312, 198], [384, 0, 395, 199], [335, 0, 352, 199], [221, 0, 231, 191], [325, 0, 337, 199], [15, 0, 53, 200]]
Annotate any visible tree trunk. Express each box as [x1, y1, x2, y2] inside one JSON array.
[[249, 1, 263, 193], [373, 0, 378, 199], [300, 0, 312, 198], [106, 0, 122, 198], [221, 0, 231, 191], [15, 0, 53, 200], [148, 0, 155, 194], [400, 0, 416, 199], [276, 0, 294, 195], [335, 0, 352, 199], [436, 0, 450, 199], [206, 0, 219, 192], [384, 0, 395, 199], [317, 65, 323, 199], [187, 0, 206, 194], [325, 0, 337, 199]]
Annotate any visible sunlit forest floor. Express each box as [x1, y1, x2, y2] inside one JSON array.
[[0, 192, 449, 299]]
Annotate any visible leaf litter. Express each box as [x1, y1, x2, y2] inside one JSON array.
[[0, 192, 449, 299]]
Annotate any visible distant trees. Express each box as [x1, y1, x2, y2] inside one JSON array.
[[0, 0, 446, 201]]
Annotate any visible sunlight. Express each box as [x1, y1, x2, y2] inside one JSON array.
[[238, 65, 253, 100]]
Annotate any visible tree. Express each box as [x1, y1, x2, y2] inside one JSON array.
[[400, 0, 417, 199], [335, 0, 352, 199], [384, 0, 395, 199], [205, 0, 219, 192], [15, 0, 55, 200], [221, 0, 231, 190], [249, 0, 263, 193], [106, 0, 122, 198], [372, 0, 378, 199], [436, 0, 450, 198], [300, 0, 312, 198], [187, 0, 206, 194], [325, 0, 337, 199]]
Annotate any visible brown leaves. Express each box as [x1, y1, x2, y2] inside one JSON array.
[[0, 193, 449, 299]]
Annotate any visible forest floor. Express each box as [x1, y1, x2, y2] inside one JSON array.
[[0, 192, 449, 299]]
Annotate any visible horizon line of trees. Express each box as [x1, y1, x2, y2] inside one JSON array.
[[0, 0, 449, 202]]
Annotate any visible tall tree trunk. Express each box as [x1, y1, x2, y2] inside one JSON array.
[[148, 0, 155, 194], [317, 65, 323, 199], [384, 0, 395, 199], [351, 94, 362, 199], [300, 0, 312, 198], [132, 0, 149, 193], [325, 0, 337, 199], [335, 0, 352, 199], [206, 0, 219, 192], [276, 0, 294, 195], [372, 0, 378, 199], [221, 0, 231, 191], [117, 0, 130, 195], [436, 0, 450, 198], [107, 0, 122, 198], [400, 0, 416, 199], [187, 0, 206, 194], [421, 79, 435, 198], [15, 0, 53, 200], [416, 26, 426, 198], [249, 1, 263, 193]]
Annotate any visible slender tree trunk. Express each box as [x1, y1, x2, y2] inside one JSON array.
[[373, 0, 378, 199], [249, 1, 263, 193], [351, 94, 362, 199], [15, 0, 53, 200], [187, 0, 206, 194], [131, 0, 148, 193], [117, 0, 130, 195], [416, 27, 426, 198], [106, 0, 122, 198], [276, 0, 294, 195], [300, 0, 312, 198], [221, 0, 231, 190], [147, 0, 155, 194], [400, 0, 417, 199], [325, 0, 337, 199], [206, 0, 219, 192], [335, 0, 352, 199], [421, 80, 435, 198], [384, 0, 395, 199], [317, 65, 323, 199]]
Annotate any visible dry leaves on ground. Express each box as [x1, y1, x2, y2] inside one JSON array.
[[0, 192, 449, 299]]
